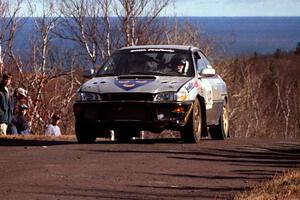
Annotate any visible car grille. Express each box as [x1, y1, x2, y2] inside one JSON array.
[[103, 103, 151, 121], [102, 93, 154, 101]]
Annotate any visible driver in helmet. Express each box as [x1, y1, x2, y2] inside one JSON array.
[[171, 56, 188, 74]]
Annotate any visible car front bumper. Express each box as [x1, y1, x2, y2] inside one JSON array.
[[73, 101, 193, 132]]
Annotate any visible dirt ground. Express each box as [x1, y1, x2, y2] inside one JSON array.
[[0, 137, 300, 200]]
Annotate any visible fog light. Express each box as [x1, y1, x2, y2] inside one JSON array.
[[172, 107, 185, 114], [157, 114, 164, 120]]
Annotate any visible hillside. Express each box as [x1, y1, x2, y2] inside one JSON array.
[[215, 49, 300, 138]]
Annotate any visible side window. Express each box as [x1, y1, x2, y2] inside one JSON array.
[[99, 57, 116, 74], [200, 53, 212, 68], [194, 52, 206, 73]]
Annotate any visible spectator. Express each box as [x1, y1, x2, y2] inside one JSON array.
[[0, 73, 13, 135], [45, 114, 61, 136], [11, 104, 30, 135], [12, 87, 29, 114], [8, 87, 31, 134]]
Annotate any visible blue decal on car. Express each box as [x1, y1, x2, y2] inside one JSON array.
[[114, 79, 154, 91]]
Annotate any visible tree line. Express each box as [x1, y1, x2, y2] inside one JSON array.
[[216, 48, 300, 138]]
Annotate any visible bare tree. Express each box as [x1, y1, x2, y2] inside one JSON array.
[[57, 0, 172, 71], [0, 0, 9, 74], [115, 0, 170, 46], [97, 0, 112, 57], [58, 0, 113, 71], [275, 82, 292, 138], [0, 0, 24, 75], [26, 0, 62, 132]]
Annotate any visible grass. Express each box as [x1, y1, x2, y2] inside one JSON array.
[[0, 134, 77, 141], [234, 167, 300, 200]]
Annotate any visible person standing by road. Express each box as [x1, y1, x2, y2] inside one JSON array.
[[11, 87, 30, 115], [45, 114, 61, 136], [8, 87, 32, 134], [0, 73, 12, 135]]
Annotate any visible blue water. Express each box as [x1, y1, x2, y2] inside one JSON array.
[[14, 17, 300, 56], [186, 17, 300, 55]]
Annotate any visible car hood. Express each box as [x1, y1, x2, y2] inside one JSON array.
[[80, 75, 193, 94]]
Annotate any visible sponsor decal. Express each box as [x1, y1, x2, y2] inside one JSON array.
[[130, 49, 175, 53], [194, 80, 204, 95], [194, 80, 202, 89], [184, 81, 194, 93], [213, 78, 222, 84], [201, 79, 213, 109], [114, 79, 154, 91]]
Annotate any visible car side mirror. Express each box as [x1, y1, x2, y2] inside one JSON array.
[[83, 69, 94, 78], [200, 68, 216, 77]]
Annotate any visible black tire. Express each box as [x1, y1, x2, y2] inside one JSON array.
[[210, 100, 229, 140], [75, 121, 97, 144], [180, 98, 203, 143]]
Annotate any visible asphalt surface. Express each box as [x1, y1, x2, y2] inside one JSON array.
[[0, 137, 300, 200]]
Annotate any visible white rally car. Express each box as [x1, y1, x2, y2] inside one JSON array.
[[73, 45, 229, 143]]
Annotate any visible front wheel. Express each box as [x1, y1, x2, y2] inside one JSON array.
[[180, 99, 203, 143], [210, 100, 229, 140]]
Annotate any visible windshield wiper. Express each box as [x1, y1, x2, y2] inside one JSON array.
[[96, 73, 116, 77], [128, 72, 145, 75]]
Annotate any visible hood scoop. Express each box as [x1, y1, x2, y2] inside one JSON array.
[[117, 75, 156, 80]]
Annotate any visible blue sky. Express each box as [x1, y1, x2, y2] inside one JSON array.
[[169, 0, 300, 16]]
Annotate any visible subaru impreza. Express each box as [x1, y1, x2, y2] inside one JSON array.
[[73, 45, 229, 143]]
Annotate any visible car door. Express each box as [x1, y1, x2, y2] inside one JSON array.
[[194, 51, 226, 125], [200, 52, 226, 101]]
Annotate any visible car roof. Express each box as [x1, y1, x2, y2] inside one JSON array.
[[119, 45, 199, 52]]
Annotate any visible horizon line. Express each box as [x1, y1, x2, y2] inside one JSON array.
[[16, 15, 300, 18]]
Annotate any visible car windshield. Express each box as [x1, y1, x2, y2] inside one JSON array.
[[96, 49, 194, 77]]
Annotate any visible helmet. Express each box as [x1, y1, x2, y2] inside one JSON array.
[[170, 55, 188, 74], [171, 55, 187, 67]]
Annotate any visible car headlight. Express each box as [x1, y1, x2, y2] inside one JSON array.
[[153, 92, 177, 101], [77, 92, 102, 102], [154, 91, 189, 102], [177, 91, 188, 101]]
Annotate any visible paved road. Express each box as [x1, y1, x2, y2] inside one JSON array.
[[0, 137, 300, 200]]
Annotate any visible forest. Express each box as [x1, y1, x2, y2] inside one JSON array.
[[0, 0, 299, 138]]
